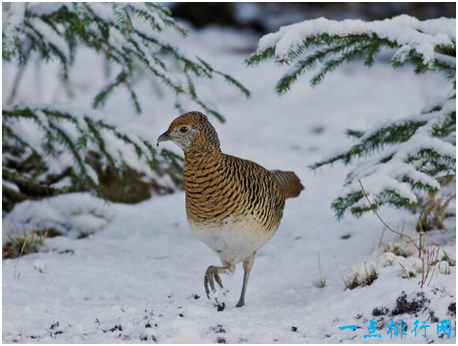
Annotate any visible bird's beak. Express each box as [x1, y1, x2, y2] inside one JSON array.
[[157, 130, 171, 146]]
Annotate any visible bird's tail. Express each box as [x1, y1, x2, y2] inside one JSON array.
[[271, 170, 304, 199]]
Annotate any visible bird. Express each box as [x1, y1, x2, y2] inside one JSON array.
[[157, 111, 304, 307]]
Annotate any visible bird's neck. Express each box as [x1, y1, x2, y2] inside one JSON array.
[[184, 144, 223, 167]]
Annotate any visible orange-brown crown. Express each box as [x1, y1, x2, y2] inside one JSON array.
[[168, 111, 208, 131]]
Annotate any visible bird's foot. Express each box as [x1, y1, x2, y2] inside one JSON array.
[[204, 266, 227, 304], [235, 298, 245, 308]]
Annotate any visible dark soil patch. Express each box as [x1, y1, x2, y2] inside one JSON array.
[[139, 334, 156, 342], [428, 310, 439, 323], [448, 302, 456, 316], [108, 325, 123, 333], [391, 292, 428, 316], [211, 325, 226, 334], [373, 307, 389, 316]]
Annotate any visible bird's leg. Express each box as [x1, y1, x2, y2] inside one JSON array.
[[204, 265, 228, 300], [236, 252, 256, 308]]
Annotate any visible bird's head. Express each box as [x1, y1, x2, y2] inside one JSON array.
[[157, 111, 220, 153]]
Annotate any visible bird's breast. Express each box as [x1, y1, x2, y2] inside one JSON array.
[[183, 151, 284, 264]]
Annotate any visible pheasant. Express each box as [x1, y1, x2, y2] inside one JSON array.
[[157, 111, 304, 307]]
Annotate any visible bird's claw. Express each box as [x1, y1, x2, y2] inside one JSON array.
[[204, 266, 226, 302]]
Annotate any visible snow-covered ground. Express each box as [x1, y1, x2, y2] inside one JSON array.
[[2, 27, 456, 343]]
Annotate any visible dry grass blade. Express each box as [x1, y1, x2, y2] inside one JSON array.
[[13, 233, 29, 279], [344, 261, 378, 290], [316, 252, 327, 288]]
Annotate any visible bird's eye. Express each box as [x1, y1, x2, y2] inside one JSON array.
[[179, 126, 189, 134]]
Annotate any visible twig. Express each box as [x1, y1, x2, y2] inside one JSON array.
[[420, 244, 440, 288], [358, 179, 442, 289], [358, 180, 420, 253]]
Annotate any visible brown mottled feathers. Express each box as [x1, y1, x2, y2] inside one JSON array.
[[270, 170, 304, 199], [185, 151, 287, 233], [165, 111, 304, 236]]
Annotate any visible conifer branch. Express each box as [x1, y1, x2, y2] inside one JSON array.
[[3, 2, 250, 121], [250, 16, 456, 219]]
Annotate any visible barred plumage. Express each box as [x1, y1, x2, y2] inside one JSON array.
[[158, 111, 304, 307], [271, 170, 304, 199]]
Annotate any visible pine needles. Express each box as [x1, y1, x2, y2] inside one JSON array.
[[2, 105, 179, 207], [3, 2, 249, 116], [248, 16, 456, 219], [2, 3, 250, 210]]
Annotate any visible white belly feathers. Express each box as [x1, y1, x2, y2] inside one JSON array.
[[189, 216, 275, 265]]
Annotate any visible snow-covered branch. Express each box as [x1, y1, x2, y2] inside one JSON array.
[[248, 15, 456, 219], [3, 2, 250, 119], [2, 104, 182, 211], [247, 15, 456, 93], [322, 97, 455, 218]]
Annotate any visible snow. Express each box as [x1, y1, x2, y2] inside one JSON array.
[[437, 261, 452, 276], [2, 3, 71, 56], [86, 3, 117, 23], [2, 2, 26, 53], [27, 3, 67, 17], [394, 256, 423, 279], [2, 23, 456, 344], [2, 193, 112, 245], [28, 18, 70, 61], [256, 15, 456, 64]]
